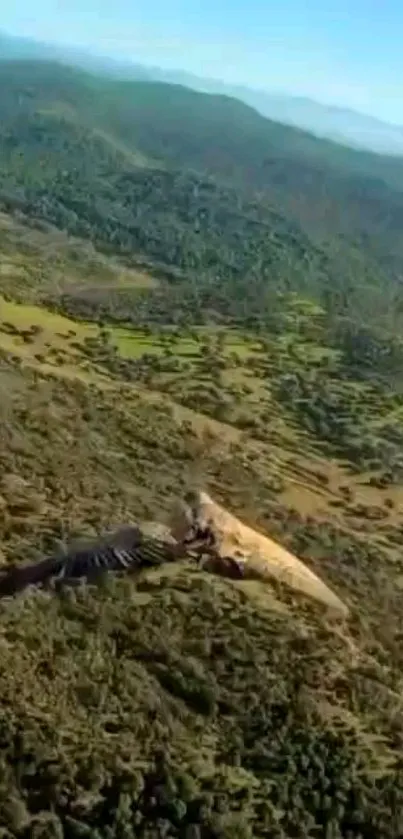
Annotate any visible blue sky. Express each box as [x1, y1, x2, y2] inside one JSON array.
[[2, 0, 402, 123]]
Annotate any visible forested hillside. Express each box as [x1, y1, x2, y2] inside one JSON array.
[[3, 29, 403, 155], [1, 59, 403, 358], [1, 58, 403, 838]]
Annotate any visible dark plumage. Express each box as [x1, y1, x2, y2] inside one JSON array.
[[0, 522, 219, 599], [55, 526, 172, 580]]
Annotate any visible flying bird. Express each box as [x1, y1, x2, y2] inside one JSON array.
[[0, 489, 347, 614]]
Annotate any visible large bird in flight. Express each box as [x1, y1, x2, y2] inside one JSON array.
[[0, 489, 347, 615]]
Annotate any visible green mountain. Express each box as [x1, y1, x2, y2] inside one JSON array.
[[3, 29, 403, 155], [2, 54, 403, 839], [0, 29, 152, 79], [1, 59, 403, 367]]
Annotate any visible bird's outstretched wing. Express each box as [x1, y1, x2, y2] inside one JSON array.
[[0, 524, 205, 599], [56, 526, 173, 580]]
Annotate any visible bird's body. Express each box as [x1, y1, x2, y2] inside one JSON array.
[[0, 489, 347, 613]]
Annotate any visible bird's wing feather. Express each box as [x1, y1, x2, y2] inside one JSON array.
[[0, 526, 184, 597], [0, 520, 220, 599], [53, 526, 180, 580]]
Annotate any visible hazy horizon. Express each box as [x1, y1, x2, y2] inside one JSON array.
[[2, 0, 402, 126]]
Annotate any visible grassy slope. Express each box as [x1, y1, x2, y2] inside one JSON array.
[[1, 214, 403, 836]]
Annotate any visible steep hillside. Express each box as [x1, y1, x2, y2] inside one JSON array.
[[1, 210, 403, 836], [0, 60, 403, 837], [2, 59, 403, 190], [2, 30, 403, 155], [1, 60, 403, 361]]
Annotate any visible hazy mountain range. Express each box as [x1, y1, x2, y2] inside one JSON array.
[[1, 28, 403, 157]]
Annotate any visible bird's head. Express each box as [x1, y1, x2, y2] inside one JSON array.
[[168, 489, 213, 545]]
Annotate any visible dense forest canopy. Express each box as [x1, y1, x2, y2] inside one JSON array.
[[0, 59, 403, 354]]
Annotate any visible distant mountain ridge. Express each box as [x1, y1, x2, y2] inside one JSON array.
[[1, 56, 403, 320], [1, 29, 403, 156]]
